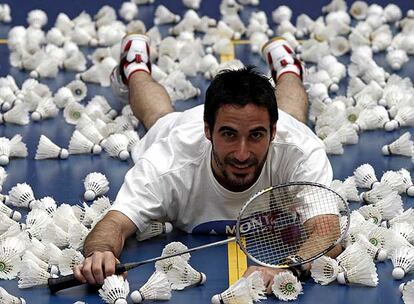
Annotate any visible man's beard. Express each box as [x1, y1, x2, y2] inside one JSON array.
[[211, 144, 268, 192]]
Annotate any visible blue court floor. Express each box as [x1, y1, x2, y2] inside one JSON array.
[[0, 0, 413, 303]]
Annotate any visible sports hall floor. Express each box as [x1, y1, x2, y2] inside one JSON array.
[[0, 0, 413, 303]]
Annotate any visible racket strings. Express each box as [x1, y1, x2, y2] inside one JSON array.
[[238, 184, 345, 267]]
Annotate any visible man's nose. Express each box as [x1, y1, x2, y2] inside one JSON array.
[[234, 139, 250, 162]]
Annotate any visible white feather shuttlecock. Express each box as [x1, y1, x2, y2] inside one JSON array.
[[81, 196, 111, 226], [119, 2, 138, 22], [391, 246, 414, 280], [360, 183, 395, 204], [83, 172, 109, 201], [31, 98, 59, 121], [211, 277, 252, 304], [69, 222, 90, 251], [381, 132, 413, 157], [373, 192, 403, 220], [69, 130, 102, 155], [103, 133, 130, 160], [386, 49, 409, 71], [57, 248, 85, 276], [42, 223, 70, 248], [53, 87, 75, 109], [161, 241, 190, 262], [381, 169, 414, 196], [343, 176, 360, 201], [155, 256, 206, 290], [383, 208, 414, 228], [31, 196, 57, 216], [79, 125, 107, 146], [337, 252, 378, 287], [25, 208, 52, 239], [368, 226, 408, 258], [77, 57, 117, 87], [22, 251, 58, 276], [98, 275, 130, 304], [0, 287, 26, 304], [311, 255, 340, 285], [0, 137, 11, 165], [10, 134, 28, 159], [0, 166, 7, 191], [130, 271, 172, 303], [322, 133, 344, 155], [390, 222, 414, 244], [53, 203, 81, 232], [0, 239, 21, 279], [353, 106, 390, 133], [27, 9, 47, 29], [353, 163, 380, 189], [400, 280, 414, 304], [245, 271, 266, 302], [136, 221, 173, 242], [18, 259, 53, 288], [63, 101, 85, 125], [357, 204, 382, 225], [66, 79, 88, 102], [0, 212, 17, 234], [384, 108, 414, 131], [8, 183, 36, 209], [154, 5, 181, 25], [122, 130, 140, 152], [355, 234, 388, 262], [0, 200, 21, 221], [0, 103, 30, 125], [35, 135, 69, 160], [272, 271, 303, 301]]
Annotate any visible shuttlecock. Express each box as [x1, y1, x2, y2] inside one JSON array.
[[211, 277, 252, 304], [0, 287, 26, 304], [69, 222, 90, 250], [57, 248, 85, 276], [136, 221, 173, 241], [31, 196, 57, 216], [25, 208, 52, 239], [355, 234, 388, 262], [130, 271, 172, 303], [22, 251, 58, 276], [0, 103, 30, 125], [0, 239, 22, 279], [391, 246, 414, 280], [99, 275, 130, 304], [154, 5, 180, 25], [386, 49, 409, 70], [360, 183, 395, 204], [391, 222, 414, 244], [382, 132, 413, 157], [8, 183, 36, 209], [18, 259, 54, 288], [156, 256, 206, 290], [353, 106, 390, 132], [337, 253, 378, 286], [69, 130, 102, 155], [63, 101, 85, 125], [353, 163, 380, 189], [272, 271, 303, 301], [83, 172, 109, 201], [0, 200, 20, 221], [103, 133, 130, 160], [357, 204, 382, 225], [311, 255, 340, 285], [384, 107, 414, 131], [77, 57, 117, 87], [119, 2, 138, 22], [349, 1, 368, 20], [381, 169, 414, 196], [35, 135, 68, 160], [400, 280, 414, 304], [0, 4, 11, 23], [66, 79, 87, 102], [329, 36, 350, 57]]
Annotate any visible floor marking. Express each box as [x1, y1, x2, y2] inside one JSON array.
[[0, 39, 8, 44], [219, 41, 249, 285]]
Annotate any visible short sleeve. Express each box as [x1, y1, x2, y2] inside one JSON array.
[[110, 160, 170, 232]]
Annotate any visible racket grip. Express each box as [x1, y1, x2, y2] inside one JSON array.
[[48, 264, 127, 293], [48, 274, 84, 293]]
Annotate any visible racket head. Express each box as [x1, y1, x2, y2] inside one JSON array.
[[235, 181, 350, 268]]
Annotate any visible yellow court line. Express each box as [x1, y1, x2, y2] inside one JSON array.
[[219, 41, 249, 285], [0, 39, 8, 44]]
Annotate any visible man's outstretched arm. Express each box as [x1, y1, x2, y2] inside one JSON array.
[[73, 210, 137, 285]]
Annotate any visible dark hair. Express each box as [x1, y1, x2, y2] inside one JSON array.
[[204, 66, 278, 132]]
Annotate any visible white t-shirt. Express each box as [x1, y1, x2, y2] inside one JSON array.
[[111, 105, 333, 234]]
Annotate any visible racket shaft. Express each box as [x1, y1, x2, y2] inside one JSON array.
[[49, 237, 236, 292]]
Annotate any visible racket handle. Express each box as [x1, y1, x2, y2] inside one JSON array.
[[48, 264, 128, 293], [48, 274, 83, 293]]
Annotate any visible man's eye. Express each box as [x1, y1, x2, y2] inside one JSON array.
[[222, 131, 235, 138], [251, 132, 264, 139]]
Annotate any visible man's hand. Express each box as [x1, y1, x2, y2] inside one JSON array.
[[73, 251, 121, 285], [243, 266, 287, 294]]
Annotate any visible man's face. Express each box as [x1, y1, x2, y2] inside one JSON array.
[[205, 104, 276, 192]]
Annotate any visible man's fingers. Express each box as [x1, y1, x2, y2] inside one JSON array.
[[91, 254, 106, 285], [73, 264, 87, 284], [82, 257, 97, 285], [103, 252, 116, 277]]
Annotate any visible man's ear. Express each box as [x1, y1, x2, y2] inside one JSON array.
[[204, 122, 212, 141], [271, 123, 277, 141]]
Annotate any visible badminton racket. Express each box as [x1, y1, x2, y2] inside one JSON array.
[[49, 181, 349, 293]]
